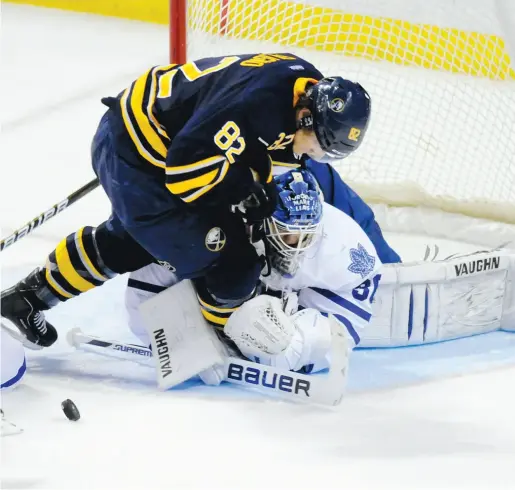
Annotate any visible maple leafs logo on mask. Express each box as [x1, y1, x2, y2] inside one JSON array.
[[348, 243, 375, 278]]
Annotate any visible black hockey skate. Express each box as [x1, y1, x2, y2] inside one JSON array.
[[1, 268, 58, 348]]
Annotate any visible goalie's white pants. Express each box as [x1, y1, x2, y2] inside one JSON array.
[[1, 328, 26, 390]]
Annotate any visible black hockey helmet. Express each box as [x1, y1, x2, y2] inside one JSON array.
[[298, 77, 371, 161]]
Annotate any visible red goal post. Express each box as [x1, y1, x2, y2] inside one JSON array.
[[170, 0, 187, 65]]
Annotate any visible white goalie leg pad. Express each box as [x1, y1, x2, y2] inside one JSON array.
[[360, 249, 515, 347], [197, 364, 227, 386], [125, 263, 179, 344], [139, 280, 226, 390], [502, 251, 515, 332]]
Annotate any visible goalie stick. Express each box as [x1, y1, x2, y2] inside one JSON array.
[[0, 177, 100, 251], [66, 320, 349, 406]]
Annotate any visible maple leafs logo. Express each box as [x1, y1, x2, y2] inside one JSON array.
[[348, 243, 375, 278]]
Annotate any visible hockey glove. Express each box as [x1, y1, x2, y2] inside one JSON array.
[[236, 181, 278, 224]]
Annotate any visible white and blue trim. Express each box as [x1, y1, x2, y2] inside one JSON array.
[[1, 357, 26, 390], [310, 287, 372, 322]]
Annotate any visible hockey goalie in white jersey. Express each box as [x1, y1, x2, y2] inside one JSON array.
[[124, 168, 515, 391], [125, 169, 380, 378]]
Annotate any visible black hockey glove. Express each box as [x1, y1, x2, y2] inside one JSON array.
[[236, 181, 278, 224]]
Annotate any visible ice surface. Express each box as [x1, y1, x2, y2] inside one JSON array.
[[1, 5, 515, 489]]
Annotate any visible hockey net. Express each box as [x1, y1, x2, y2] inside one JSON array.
[[170, 0, 515, 237]]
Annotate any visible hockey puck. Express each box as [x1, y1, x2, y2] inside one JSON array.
[[61, 399, 80, 421]]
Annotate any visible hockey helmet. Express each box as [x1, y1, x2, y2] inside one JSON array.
[[300, 77, 371, 162]]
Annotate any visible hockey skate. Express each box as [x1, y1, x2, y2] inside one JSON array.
[[1, 268, 58, 349]]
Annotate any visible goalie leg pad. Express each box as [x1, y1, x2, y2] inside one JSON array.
[[361, 249, 515, 347], [125, 263, 179, 344], [139, 280, 226, 390], [501, 251, 515, 332]]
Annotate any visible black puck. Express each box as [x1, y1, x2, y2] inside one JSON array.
[[61, 399, 80, 421]]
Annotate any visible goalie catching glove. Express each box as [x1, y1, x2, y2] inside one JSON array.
[[224, 294, 332, 373]]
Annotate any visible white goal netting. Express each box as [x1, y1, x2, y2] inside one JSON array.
[[180, 0, 515, 227]]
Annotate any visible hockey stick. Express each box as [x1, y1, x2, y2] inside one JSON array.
[[1, 177, 100, 251], [67, 328, 153, 363], [67, 320, 349, 406]]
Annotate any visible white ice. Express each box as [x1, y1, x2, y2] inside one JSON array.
[[1, 5, 515, 490]]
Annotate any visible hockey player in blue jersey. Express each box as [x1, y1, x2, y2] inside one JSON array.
[[1, 53, 372, 349]]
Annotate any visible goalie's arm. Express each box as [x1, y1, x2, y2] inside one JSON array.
[[297, 276, 380, 349]]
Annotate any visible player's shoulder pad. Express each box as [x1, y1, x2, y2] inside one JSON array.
[[315, 203, 382, 292]]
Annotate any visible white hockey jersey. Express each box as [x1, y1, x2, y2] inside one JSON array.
[[125, 202, 383, 349], [261, 202, 382, 345]]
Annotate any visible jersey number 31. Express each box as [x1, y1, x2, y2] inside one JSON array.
[[352, 274, 381, 303]]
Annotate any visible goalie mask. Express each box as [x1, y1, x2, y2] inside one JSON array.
[[262, 169, 323, 278]]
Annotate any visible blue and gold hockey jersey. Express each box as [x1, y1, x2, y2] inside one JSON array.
[[106, 53, 323, 206]]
